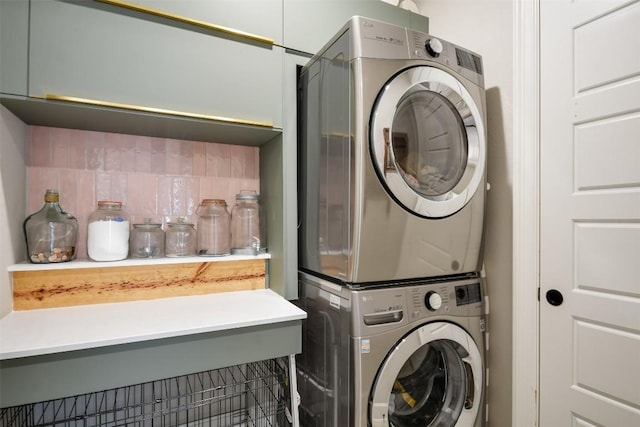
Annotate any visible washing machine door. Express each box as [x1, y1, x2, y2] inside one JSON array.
[[369, 322, 483, 427], [370, 66, 485, 218]]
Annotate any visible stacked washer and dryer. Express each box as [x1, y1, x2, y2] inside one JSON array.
[[296, 16, 488, 427]]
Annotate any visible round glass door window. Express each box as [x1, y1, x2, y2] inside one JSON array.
[[369, 322, 483, 427], [389, 340, 469, 426], [370, 66, 485, 218]]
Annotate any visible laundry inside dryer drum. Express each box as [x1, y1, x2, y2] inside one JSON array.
[[391, 89, 468, 198], [387, 340, 471, 426]]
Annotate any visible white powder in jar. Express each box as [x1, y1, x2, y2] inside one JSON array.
[[87, 220, 130, 261]]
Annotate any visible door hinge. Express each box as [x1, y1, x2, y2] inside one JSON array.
[[537, 287, 540, 301]]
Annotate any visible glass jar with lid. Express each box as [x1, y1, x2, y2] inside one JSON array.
[[87, 201, 130, 261], [23, 189, 79, 263], [196, 199, 230, 256], [129, 218, 165, 258], [165, 217, 196, 257], [230, 190, 266, 255]]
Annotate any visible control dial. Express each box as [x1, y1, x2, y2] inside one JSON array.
[[425, 291, 442, 311], [425, 38, 444, 57]]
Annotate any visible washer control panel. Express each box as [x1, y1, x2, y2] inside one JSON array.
[[455, 283, 482, 306], [407, 281, 483, 319], [425, 291, 443, 311], [352, 279, 484, 334]]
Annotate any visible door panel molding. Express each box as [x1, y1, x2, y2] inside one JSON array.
[[512, 0, 540, 426]]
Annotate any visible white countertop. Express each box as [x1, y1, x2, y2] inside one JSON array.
[[0, 289, 306, 360]]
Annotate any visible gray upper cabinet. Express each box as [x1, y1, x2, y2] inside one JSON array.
[[28, 0, 283, 128], [0, 0, 29, 96], [121, 0, 283, 44], [283, 0, 428, 55]]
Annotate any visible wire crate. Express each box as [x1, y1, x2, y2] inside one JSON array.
[[1, 357, 296, 427]]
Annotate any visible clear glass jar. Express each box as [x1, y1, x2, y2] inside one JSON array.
[[196, 199, 230, 256], [230, 190, 266, 255], [87, 201, 130, 261], [165, 217, 196, 257], [23, 189, 79, 263], [129, 218, 165, 258]]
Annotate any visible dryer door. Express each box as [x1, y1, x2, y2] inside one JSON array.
[[370, 66, 485, 218], [369, 322, 483, 427]]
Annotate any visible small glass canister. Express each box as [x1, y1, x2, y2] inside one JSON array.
[[230, 190, 266, 255], [196, 199, 230, 256], [165, 217, 196, 257], [23, 189, 79, 263], [129, 218, 165, 258], [87, 201, 130, 261]]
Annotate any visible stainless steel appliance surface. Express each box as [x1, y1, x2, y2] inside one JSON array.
[[296, 271, 486, 427], [298, 16, 488, 285]]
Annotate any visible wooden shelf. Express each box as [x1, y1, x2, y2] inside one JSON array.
[[9, 255, 270, 310]]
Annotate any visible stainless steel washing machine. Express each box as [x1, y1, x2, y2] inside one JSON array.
[[298, 16, 488, 285], [296, 271, 486, 427]]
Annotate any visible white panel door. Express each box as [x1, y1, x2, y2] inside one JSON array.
[[540, 0, 640, 425]]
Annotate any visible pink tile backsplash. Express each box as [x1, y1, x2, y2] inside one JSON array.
[[135, 136, 152, 173], [27, 168, 41, 213], [156, 176, 173, 218], [75, 170, 96, 214], [104, 133, 121, 171], [164, 138, 181, 175], [40, 168, 60, 196], [179, 139, 194, 176], [26, 126, 260, 259], [69, 129, 87, 169], [120, 134, 137, 172], [30, 127, 51, 167], [58, 169, 78, 214], [151, 138, 166, 174], [86, 132, 105, 170], [50, 128, 70, 168], [192, 141, 206, 176], [94, 172, 113, 202]]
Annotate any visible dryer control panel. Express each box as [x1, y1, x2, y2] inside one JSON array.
[[407, 28, 485, 87]]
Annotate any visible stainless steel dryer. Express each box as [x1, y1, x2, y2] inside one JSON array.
[[296, 271, 486, 427], [298, 16, 487, 285]]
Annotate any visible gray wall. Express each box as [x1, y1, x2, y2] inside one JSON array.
[[407, 1, 514, 426]]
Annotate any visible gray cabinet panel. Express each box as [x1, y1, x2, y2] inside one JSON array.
[[260, 52, 311, 300], [0, 95, 281, 146], [29, 0, 283, 127], [283, 0, 428, 55], [0, 0, 29, 96], [0, 321, 301, 407], [121, 0, 283, 43], [410, 10, 430, 33]]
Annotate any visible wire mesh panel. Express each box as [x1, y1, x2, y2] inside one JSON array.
[[1, 358, 294, 427]]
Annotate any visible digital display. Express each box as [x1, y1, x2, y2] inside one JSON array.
[[456, 48, 483, 75]]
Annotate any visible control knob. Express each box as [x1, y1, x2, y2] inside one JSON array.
[[425, 38, 443, 57], [425, 291, 442, 311]]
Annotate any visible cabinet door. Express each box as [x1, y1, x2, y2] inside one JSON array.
[[29, 0, 283, 127], [121, 0, 283, 44], [0, 0, 29, 96], [283, 0, 428, 55]]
